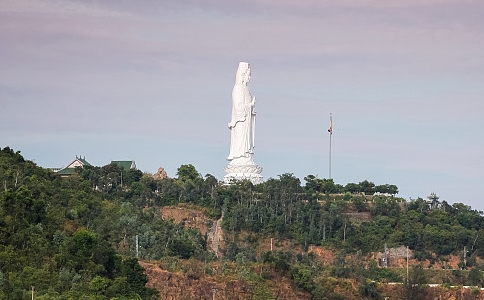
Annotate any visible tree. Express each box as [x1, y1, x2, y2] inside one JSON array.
[[370, 197, 401, 217], [124, 169, 143, 186], [359, 180, 375, 195], [358, 280, 380, 299], [261, 251, 290, 272], [57, 229, 98, 271], [89, 275, 110, 298], [345, 182, 360, 194], [121, 257, 155, 298], [99, 163, 124, 192], [176, 164, 201, 182], [468, 267, 482, 286], [253, 283, 274, 300], [320, 178, 337, 194], [405, 265, 427, 300], [375, 184, 399, 195], [290, 265, 313, 292], [408, 198, 429, 213], [304, 175, 319, 193], [353, 197, 368, 212]]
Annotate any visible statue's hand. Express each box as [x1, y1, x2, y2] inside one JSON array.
[[251, 96, 256, 105], [228, 122, 233, 128]]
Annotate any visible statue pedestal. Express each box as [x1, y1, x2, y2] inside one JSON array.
[[224, 160, 263, 185]]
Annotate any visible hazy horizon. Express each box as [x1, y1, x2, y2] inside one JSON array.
[[1, 0, 483, 210]]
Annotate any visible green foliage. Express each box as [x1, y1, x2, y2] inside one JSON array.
[[352, 196, 368, 212], [290, 264, 314, 292], [370, 197, 401, 217], [261, 250, 290, 272], [0, 147, 218, 299], [375, 184, 398, 195], [358, 280, 380, 299], [468, 267, 482, 286], [365, 260, 401, 282], [358, 180, 375, 195], [5, 146, 484, 299], [120, 258, 158, 299], [404, 265, 428, 300], [253, 282, 274, 300], [176, 164, 201, 182], [56, 229, 98, 271]]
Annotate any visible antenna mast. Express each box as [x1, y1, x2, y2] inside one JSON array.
[[328, 113, 333, 179]]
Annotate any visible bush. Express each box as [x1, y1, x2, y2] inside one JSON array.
[[358, 280, 380, 299]]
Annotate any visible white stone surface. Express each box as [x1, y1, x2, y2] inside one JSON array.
[[224, 62, 263, 185]]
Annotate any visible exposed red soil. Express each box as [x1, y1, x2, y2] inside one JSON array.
[[140, 261, 311, 300], [160, 206, 211, 235]]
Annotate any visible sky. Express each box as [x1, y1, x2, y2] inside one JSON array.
[[1, 0, 483, 210]]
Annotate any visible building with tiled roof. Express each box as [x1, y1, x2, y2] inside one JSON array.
[[111, 160, 137, 171], [56, 156, 92, 177]]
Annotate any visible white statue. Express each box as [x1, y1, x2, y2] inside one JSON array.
[[224, 62, 263, 184], [227, 62, 256, 163]]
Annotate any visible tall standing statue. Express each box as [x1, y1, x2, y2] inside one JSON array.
[[228, 62, 256, 162], [224, 62, 263, 184]]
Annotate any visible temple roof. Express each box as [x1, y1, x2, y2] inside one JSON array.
[[111, 160, 136, 171], [56, 156, 92, 176]]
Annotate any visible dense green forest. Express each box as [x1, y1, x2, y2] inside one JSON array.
[[1, 146, 484, 299]]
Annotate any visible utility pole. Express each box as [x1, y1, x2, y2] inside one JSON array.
[[328, 113, 333, 179], [383, 243, 388, 268], [406, 246, 409, 284], [343, 220, 346, 241], [136, 234, 139, 259], [31, 286, 34, 300]]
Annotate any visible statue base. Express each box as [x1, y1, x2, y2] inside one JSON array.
[[223, 159, 263, 185]]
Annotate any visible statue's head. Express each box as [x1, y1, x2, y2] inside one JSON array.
[[235, 62, 250, 84]]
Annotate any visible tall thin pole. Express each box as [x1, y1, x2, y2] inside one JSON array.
[[406, 246, 409, 283], [383, 243, 388, 268], [136, 234, 139, 259], [328, 113, 333, 179]]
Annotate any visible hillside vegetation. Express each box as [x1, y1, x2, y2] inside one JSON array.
[[1, 147, 484, 299]]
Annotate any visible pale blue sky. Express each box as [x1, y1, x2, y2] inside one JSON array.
[[1, 0, 483, 210]]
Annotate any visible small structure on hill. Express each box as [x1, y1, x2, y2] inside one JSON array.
[[56, 156, 91, 177], [55, 157, 137, 177], [376, 245, 413, 267], [427, 192, 440, 210], [111, 160, 137, 171]]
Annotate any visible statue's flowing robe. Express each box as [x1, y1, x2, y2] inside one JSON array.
[[228, 84, 255, 160]]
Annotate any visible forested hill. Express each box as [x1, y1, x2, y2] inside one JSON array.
[[1, 146, 484, 300]]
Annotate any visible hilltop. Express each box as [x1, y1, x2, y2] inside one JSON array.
[[1, 147, 484, 300]]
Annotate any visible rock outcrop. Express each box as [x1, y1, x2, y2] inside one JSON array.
[[153, 167, 167, 180]]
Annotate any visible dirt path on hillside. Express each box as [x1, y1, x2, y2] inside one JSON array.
[[207, 211, 224, 257]]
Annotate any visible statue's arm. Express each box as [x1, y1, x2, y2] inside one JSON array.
[[228, 87, 248, 128]]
